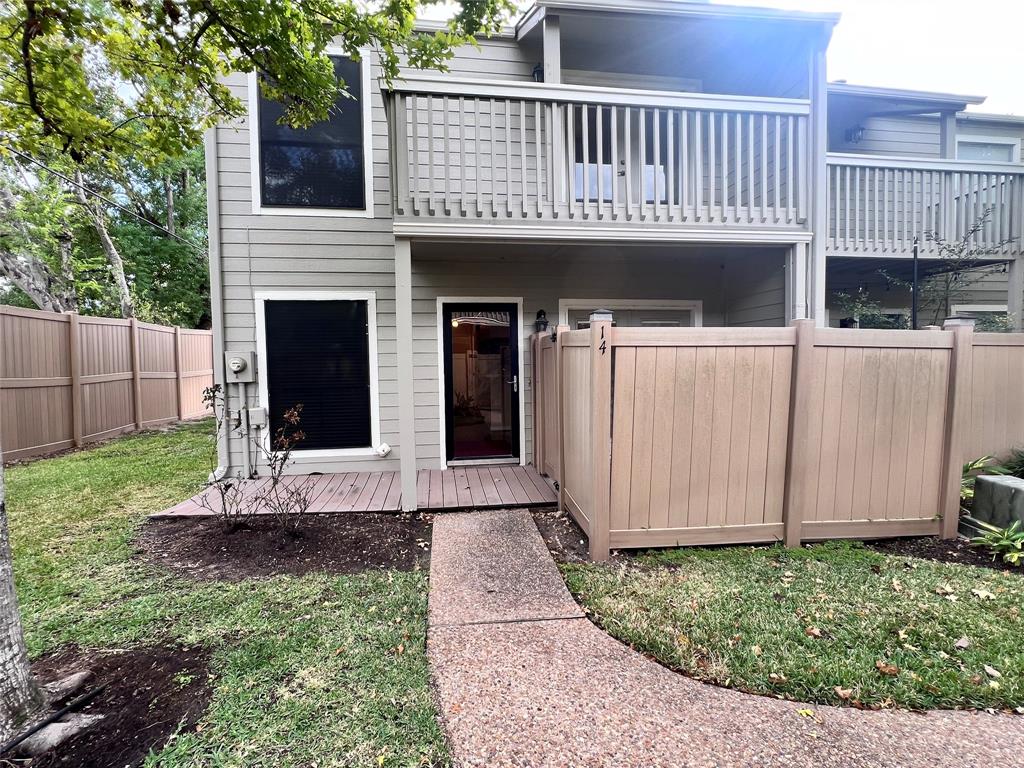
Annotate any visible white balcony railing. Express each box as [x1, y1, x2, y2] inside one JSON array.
[[826, 154, 1024, 257], [388, 77, 812, 230]]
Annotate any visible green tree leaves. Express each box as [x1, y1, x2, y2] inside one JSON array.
[[1, 0, 514, 166]]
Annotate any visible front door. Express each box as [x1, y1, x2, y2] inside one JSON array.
[[442, 302, 520, 462]]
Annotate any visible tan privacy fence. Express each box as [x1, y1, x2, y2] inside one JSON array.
[[532, 319, 1023, 560], [0, 305, 213, 461]]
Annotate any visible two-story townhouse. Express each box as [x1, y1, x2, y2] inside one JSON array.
[[204, 0, 1024, 512]]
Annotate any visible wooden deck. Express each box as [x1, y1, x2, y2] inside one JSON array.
[[154, 464, 557, 518]]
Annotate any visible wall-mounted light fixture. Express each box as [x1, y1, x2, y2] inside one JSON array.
[[534, 309, 549, 333], [532, 64, 544, 83], [845, 126, 865, 144]]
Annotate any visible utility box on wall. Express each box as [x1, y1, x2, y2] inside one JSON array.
[[224, 351, 257, 384]]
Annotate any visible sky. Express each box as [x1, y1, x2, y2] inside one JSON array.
[[427, 0, 1024, 116], [723, 0, 1024, 115]]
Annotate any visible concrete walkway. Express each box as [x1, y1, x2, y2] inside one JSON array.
[[428, 509, 1024, 768]]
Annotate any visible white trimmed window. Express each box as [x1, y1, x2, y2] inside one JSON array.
[[255, 291, 380, 457], [956, 136, 1021, 164], [249, 53, 374, 216]]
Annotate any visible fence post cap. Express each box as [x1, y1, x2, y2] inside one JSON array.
[[589, 309, 614, 323], [943, 316, 977, 330]]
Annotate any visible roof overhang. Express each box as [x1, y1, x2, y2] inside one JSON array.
[[828, 82, 986, 117], [517, 0, 840, 41], [957, 111, 1024, 125]]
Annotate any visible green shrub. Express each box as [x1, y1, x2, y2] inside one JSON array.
[[1002, 447, 1024, 479], [967, 518, 1024, 567], [961, 455, 1010, 507]]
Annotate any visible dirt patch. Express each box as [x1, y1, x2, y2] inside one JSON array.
[[14, 645, 211, 768], [531, 507, 592, 563], [137, 513, 433, 580], [868, 536, 1023, 575]]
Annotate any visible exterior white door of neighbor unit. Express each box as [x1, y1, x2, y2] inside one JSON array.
[[567, 307, 697, 329]]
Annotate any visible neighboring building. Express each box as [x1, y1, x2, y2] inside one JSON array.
[[204, 0, 1024, 507]]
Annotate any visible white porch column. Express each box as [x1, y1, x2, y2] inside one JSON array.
[[939, 111, 957, 159], [1009, 257, 1024, 331], [785, 242, 810, 324], [544, 15, 564, 209], [808, 46, 828, 326], [542, 15, 561, 83], [395, 238, 418, 511]]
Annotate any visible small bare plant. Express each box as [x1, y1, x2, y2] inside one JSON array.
[[254, 404, 318, 534], [199, 384, 259, 531]]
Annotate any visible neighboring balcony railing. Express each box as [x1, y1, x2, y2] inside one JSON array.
[[826, 154, 1024, 257], [388, 77, 812, 232]]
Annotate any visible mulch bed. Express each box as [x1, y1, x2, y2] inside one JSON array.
[[868, 535, 1023, 575], [137, 513, 433, 580], [16, 645, 211, 768], [531, 507, 592, 564]]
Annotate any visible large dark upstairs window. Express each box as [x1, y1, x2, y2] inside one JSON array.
[[257, 55, 367, 210]]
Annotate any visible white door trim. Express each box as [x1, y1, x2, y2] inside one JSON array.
[[436, 296, 526, 471], [557, 298, 704, 327]]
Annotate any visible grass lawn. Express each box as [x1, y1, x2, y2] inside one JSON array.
[[6, 420, 448, 767], [562, 542, 1024, 711]]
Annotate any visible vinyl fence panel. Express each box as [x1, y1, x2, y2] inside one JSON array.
[[0, 305, 213, 461], [531, 319, 1021, 561]]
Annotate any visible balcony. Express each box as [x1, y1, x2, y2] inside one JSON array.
[[826, 154, 1024, 258], [388, 77, 812, 242]]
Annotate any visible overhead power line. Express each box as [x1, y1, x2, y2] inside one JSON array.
[[1, 144, 206, 253]]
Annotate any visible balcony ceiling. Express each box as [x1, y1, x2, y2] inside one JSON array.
[[526, 10, 821, 99]]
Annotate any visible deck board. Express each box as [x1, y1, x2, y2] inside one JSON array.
[[153, 464, 557, 517]]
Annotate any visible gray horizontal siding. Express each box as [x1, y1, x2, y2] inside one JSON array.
[[831, 115, 941, 158], [212, 38, 540, 475]]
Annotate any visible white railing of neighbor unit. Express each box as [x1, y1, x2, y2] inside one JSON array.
[[389, 77, 811, 230], [826, 154, 1024, 257]]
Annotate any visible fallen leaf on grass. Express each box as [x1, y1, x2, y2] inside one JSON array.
[[751, 645, 763, 656], [932, 584, 959, 601], [984, 664, 1002, 679], [769, 673, 788, 684], [834, 686, 854, 700], [954, 636, 972, 651], [804, 626, 823, 638], [971, 587, 996, 600], [875, 660, 899, 676]]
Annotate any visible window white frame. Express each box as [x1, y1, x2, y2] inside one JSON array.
[[951, 303, 1008, 314], [248, 47, 375, 217], [557, 298, 704, 327], [436, 296, 527, 471], [955, 135, 1022, 164], [254, 290, 381, 459]]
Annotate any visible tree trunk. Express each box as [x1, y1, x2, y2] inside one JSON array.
[[0, 454, 44, 743], [0, 249, 73, 313], [57, 227, 78, 312], [165, 176, 175, 236], [73, 170, 133, 318]]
